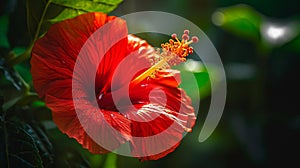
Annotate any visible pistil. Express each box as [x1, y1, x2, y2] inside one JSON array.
[[131, 30, 198, 86]]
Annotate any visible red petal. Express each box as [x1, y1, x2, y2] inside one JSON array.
[[46, 94, 131, 153], [97, 35, 155, 110], [31, 12, 128, 99], [31, 12, 131, 153], [124, 70, 196, 160], [108, 35, 155, 91]]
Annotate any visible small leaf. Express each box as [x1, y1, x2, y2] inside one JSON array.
[[212, 4, 262, 41], [13, 47, 26, 56], [0, 121, 43, 167], [27, 0, 123, 41], [195, 72, 211, 99], [49, 8, 85, 23], [51, 0, 122, 13], [175, 60, 211, 101], [31, 101, 46, 107], [15, 61, 32, 84]]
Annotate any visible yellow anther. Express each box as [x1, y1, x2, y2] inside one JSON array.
[[131, 30, 199, 86]]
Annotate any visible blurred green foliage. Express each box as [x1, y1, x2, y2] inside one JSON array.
[[212, 4, 300, 53], [212, 5, 262, 42]]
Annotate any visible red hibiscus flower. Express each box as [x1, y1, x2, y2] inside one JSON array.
[[31, 12, 197, 160]]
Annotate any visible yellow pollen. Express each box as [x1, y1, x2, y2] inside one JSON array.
[[131, 30, 199, 85]]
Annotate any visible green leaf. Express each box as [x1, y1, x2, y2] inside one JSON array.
[[15, 61, 32, 85], [13, 47, 26, 56], [195, 72, 211, 99], [0, 122, 43, 167], [51, 0, 122, 12], [50, 0, 123, 22], [27, 0, 123, 41], [31, 101, 46, 107], [212, 4, 262, 42], [49, 8, 85, 23], [175, 60, 211, 101], [24, 122, 54, 167], [0, 107, 54, 167]]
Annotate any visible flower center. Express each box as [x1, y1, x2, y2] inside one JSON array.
[[131, 30, 198, 85]]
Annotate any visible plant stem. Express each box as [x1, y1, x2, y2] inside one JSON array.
[[103, 153, 117, 168], [8, 0, 52, 66], [7, 45, 33, 67]]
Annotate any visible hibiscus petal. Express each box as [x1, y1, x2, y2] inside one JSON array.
[[31, 12, 128, 99], [31, 12, 132, 153], [46, 94, 131, 153], [108, 35, 155, 92], [123, 70, 196, 160]]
